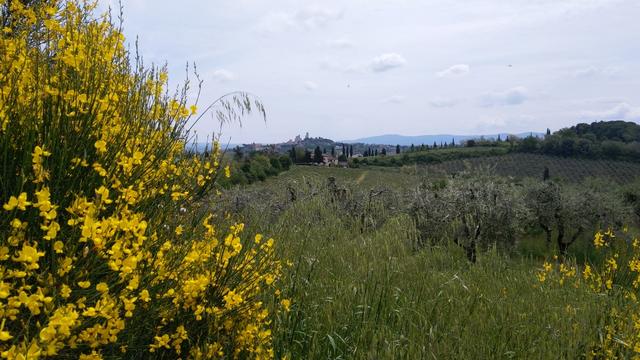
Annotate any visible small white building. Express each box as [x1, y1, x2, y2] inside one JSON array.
[[322, 154, 339, 166]]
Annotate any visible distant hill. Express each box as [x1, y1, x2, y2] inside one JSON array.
[[344, 132, 544, 146], [558, 120, 640, 142], [189, 142, 242, 153], [524, 120, 640, 161]]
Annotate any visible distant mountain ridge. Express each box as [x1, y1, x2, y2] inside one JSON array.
[[343, 132, 544, 146]]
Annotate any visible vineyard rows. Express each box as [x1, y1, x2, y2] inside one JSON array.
[[416, 153, 640, 183]]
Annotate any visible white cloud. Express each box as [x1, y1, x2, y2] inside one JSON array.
[[257, 7, 342, 34], [304, 81, 318, 91], [383, 95, 405, 104], [322, 53, 406, 73], [319, 58, 361, 73], [256, 12, 295, 34], [473, 115, 537, 133], [480, 86, 529, 107], [476, 116, 507, 130], [436, 64, 470, 78], [211, 69, 235, 82], [602, 66, 623, 77], [326, 38, 354, 49], [296, 7, 343, 28], [429, 97, 458, 108], [573, 66, 599, 78], [570, 97, 626, 106], [573, 65, 622, 78], [369, 53, 407, 72], [580, 102, 640, 121]]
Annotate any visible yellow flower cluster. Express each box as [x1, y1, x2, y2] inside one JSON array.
[[537, 228, 640, 358], [0, 1, 285, 358]]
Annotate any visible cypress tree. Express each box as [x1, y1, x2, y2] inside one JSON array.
[[289, 147, 296, 162], [314, 146, 323, 163], [233, 146, 243, 160]]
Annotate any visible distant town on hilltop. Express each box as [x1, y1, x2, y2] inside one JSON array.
[[197, 120, 640, 169], [233, 131, 544, 159], [201, 120, 640, 186]]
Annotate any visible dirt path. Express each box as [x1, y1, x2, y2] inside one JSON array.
[[355, 171, 368, 185]]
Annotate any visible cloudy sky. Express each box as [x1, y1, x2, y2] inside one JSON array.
[[102, 0, 640, 143]]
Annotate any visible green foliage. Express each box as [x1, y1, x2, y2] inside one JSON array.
[[520, 121, 640, 161], [221, 153, 290, 187], [352, 121, 640, 170], [224, 166, 631, 359], [314, 146, 323, 164], [524, 179, 631, 255], [353, 146, 509, 167], [411, 170, 531, 261]]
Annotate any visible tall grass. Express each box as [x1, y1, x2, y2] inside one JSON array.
[[231, 169, 634, 359]]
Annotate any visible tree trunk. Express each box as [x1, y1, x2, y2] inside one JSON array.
[[455, 233, 477, 263], [556, 223, 566, 256], [558, 240, 569, 256], [558, 227, 584, 256], [542, 225, 552, 245], [465, 241, 477, 263], [460, 218, 480, 263], [557, 221, 584, 257]]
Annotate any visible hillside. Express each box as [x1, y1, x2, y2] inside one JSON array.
[[345, 132, 544, 146], [416, 153, 640, 184], [522, 120, 640, 161], [267, 153, 640, 187], [560, 120, 640, 142]]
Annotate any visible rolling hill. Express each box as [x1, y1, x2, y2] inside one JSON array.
[[344, 132, 544, 146]]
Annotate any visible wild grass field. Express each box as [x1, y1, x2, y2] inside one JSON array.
[[221, 164, 640, 359]]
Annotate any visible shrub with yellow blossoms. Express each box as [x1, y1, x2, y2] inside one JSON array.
[[0, 1, 284, 358], [537, 228, 640, 358]]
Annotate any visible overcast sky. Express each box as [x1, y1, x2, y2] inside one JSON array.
[[102, 0, 640, 143]]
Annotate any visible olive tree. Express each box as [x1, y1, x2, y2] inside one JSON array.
[[526, 179, 631, 256], [410, 172, 530, 262], [442, 173, 530, 262], [408, 181, 450, 249], [525, 181, 561, 245], [622, 180, 640, 225]]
